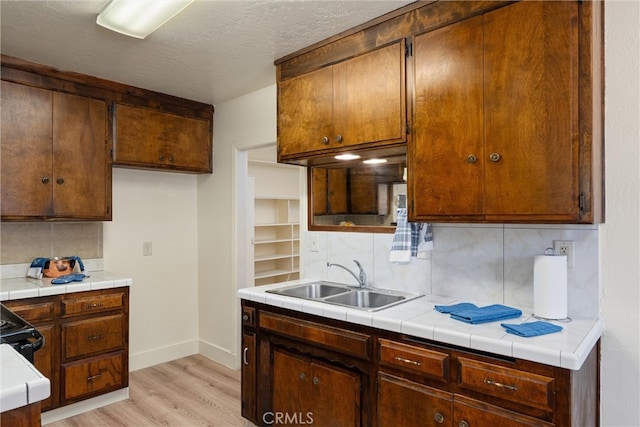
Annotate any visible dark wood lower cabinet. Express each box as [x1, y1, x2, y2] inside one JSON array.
[[273, 349, 361, 427], [241, 300, 599, 427]]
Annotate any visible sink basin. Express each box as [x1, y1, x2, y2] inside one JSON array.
[[324, 289, 406, 310], [267, 281, 423, 311], [267, 281, 351, 299]]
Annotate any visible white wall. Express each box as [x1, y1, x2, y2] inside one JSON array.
[[600, 2, 640, 425], [103, 168, 200, 370], [197, 85, 278, 368]]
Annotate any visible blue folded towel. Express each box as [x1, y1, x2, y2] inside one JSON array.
[[501, 321, 563, 337], [435, 302, 478, 314], [51, 273, 89, 285], [450, 304, 522, 324]]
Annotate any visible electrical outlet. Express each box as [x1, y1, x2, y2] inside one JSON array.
[[310, 235, 319, 252], [553, 240, 574, 268], [143, 241, 153, 256]]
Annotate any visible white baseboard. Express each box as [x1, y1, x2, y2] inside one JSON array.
[[41, 388, 129, 425], [199, 338, 240, 370], [129, 339, 199, 371]]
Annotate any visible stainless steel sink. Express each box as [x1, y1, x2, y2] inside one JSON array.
[[268, 281, 351, 299], [266, 281, 423, 311], [323, 289, 406, 309]]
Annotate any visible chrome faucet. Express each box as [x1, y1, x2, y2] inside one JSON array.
[[327, 259, 367, 288]]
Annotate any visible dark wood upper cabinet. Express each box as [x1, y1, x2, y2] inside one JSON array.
[[410, 1, 597, 223], [113, 103, 212, 173], [277, 40, 407, 164], [1, 80, 111, 221], [276, 0, 603, 225]]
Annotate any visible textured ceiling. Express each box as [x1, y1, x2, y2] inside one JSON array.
[[1, 0, 414, 106]]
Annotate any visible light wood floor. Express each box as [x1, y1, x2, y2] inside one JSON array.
[[46, 354, 248, 427]]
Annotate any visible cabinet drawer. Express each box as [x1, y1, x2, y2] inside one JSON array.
[[260, 311, 371, 360], [458, 357, 555, 411], [379, 339, 449, 382], [63, 314, 125, 359], [62, 292, 125, 316], [4, 300, 55, 322], [62, 352, 124, 402]]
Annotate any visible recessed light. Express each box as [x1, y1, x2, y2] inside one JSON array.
[[363, 158, 387, 164], [335, 154, 361, 161]]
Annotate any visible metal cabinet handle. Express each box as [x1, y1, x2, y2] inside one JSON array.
[[466, 154, 477, 163], [335, 135, 343, 143], [395, 356, 421, 366], [242, 314, 249, 322], [87, 372, 103, 382], [322, 137, 330, 145], [434, 412, 444, 423], [87, 334, 105, 341], [459, 421, 469, 427], [87, 303, 103, 309], [159, 155, 165, 161], [41, 177, 50, 184], [489, 152, 501, 162], [484, 378, 518, 391], [56, 178, 65, 184], [169, 156, 175, 162], [243, 347, 249, 365], [313, 377, 319, 385], [299, 372, 306, 380]]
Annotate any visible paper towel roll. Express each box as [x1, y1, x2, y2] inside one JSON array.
[[533, 255, 568, 320]]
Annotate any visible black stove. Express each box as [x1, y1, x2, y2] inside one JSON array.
[[1, 303, 44, 363]]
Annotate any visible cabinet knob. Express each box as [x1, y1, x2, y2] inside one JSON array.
[[489, 152, 501, 162], [169, 156, 175, 162], [434, 412, 445, 423], [335, 135, 343, 143], [159, 155, 165, 161], [41, 177, 50, 184], [322, 137, 330, 145], [56, 178, 64, 185], [242, 314, 249, 322], [459, 421, 469, 427], [466, 154, 477, 163], [312, 377, 319, 385], [299, 372, 306, 380]]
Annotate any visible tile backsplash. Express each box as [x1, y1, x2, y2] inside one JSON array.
[[302, 223, 600, 318], [0, 222, 103, 264]]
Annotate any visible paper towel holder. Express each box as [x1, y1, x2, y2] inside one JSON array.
[[533, 248, 572, 323]]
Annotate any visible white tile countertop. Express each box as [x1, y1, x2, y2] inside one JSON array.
[[0, 271, 132, 301], [0, 344, 51, 413], [238, 279, 604, 371]]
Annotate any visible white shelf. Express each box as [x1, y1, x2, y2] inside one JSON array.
[[253, 198, 300, 286]]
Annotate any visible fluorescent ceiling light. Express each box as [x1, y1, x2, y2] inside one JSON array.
[[97, 0, 194, 39], [335, 154, 361, 161], [363, 158, 387, 165]]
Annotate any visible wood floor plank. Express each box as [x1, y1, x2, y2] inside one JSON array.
[[46, 354, 248, 427]]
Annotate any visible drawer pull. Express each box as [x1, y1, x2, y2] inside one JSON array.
[[87, 372, 103, 382], [243, 347, 249, 365], [434, 412, 444, 423], [87, 303, 103, 309], [395, 356, 421, 366], [484, 378, 518, 391], [87, 334, 105, 341]]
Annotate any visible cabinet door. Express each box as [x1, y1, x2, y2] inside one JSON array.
[[483, 1, 578, 219], [454, 394, 555, 427], [33, 323, 55, 411], [278, 66, 333, 158], [312, 360, 361, 427], [334, 40, 406, 148], [0, 81, 53, 218], [411, 16, 484, 218], [378, 372, 453, 427], [272, 349, 361, 426], [114, 103, 212, 173], [241, 332, 257, 423], [53, 92, 110, 219], [272, 349, 313, 422]]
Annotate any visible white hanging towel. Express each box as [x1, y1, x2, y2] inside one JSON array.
[[417, 223, 434, 258]]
